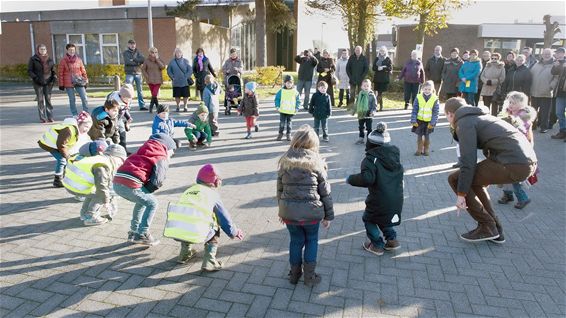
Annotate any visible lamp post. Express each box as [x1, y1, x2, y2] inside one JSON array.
[[148, 0, 154, 48], [321, 22, 326, 49]]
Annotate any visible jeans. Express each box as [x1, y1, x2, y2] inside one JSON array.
[[184, 128, 208, 143], [114, 183, 158, 235], [403, 82, 420, 107], [556, 96, 566, 132], [364, 221, 397, 249], [503, 183, 529, 203], [286, 223, 319, 266], [33, 82, 53, 121], [125, 74, 146, 108], [463, 92, 476, 106], [66, 87, 88, 116], [296, 80, 312, 109], [50, 151, 67, 175], [279, 113, 293, 135], [313, 117, 328, 138], [358, 118, 373, 138], [209, 111, 219, 134], [532, 97, 552, 130], [79, 191, 117, 220], [338, 89, 350, 105]]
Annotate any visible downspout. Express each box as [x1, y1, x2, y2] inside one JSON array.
[[29, 22, 35, 55]]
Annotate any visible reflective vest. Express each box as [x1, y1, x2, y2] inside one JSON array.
[[63, 155, 111, 194], [416, 94, 438, 122], [39, 123, 78, 150], [163, 184, 220, 243], [278, 89, 297, 115]]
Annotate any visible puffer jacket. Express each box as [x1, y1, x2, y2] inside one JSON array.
[[441, 57, 463, 95], [480, 61, 505, 96], [347, 143, 404, 227], [277, 148, 334, 224], [167, 57, 192, 88], [58, 54, 88, 88], [28, 54, 56, 86], [530, 58, 557, 98], [239, 93, 259, 117], [88, 106, 120, 144], [399, 59, 425, 84]]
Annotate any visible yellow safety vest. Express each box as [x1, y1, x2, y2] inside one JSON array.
[[279, 89, 297, 115], [163, 184, 220, 243], [416, 94, 438, 122], [63, 155, 112, 194], [39, 123, 78, 150]]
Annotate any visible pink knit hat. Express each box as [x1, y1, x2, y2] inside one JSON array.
[[197, 164, 221, 186]]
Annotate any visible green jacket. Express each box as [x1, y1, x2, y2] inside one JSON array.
[[187, 113, 212, 143]]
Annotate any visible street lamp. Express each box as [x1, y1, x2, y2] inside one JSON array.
[[148, 0, 154, 48], [321, 22, 326, 49]]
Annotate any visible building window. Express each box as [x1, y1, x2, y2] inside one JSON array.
[[67, 34, 86, 62], [484, 39, 521, 52], [53, 33, 123, 65], [101, 33, 120, 64], [231, 22, 255, 70]]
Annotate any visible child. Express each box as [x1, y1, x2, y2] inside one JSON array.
[[185, 103, 213, 149], [308, 81, 332, 142], [497, 91, 537, 210], [351, 79, 377, 144], [239, 81, 259, 139], [88, 98, 121, 145], [225, 84, 241, 115], [63, 144, 127, 226], [203, 74, 222, 136], [113, 133, 177, 246], [107, 84, 134, 154], [152, 104, 195, 149], [277, 125, 334, 287], [164, 164, 245, 271], [79, 139, 108, 157], [346, 122, 404, 255], [410, 80, 440, 156], [38, 111, 93, 187], [275, 75, 300, 141]]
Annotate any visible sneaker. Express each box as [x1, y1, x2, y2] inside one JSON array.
[[276, 134, 283, 141], [127, 231, 136, 242], [244, 133, 252, 139], [384, 240, 400, 251], [497, 194, 514, 204], [83, 216, 108, 226], [133, 232, 160, 246], [73, 195, 85, 202], [254, 125, 259, 132], [48, 118, 54, 123], [459, 225, 499, 242], [362, 240, 384, 256], [322, 136, 329, 142], [176, 106, 180, 112], [355, 138, 365, 145], [177, 248, 198, 264], [514, 199, 531, 209]]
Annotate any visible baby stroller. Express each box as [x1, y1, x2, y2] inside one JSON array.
[[224, 74, 242, 115]]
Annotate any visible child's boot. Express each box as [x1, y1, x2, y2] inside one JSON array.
[[201, 242, 223, 272], [276, 133, 283, 141], [148, 97, 155, 113], [254, 124, 259, 132], [245, 132, 252, 139], [178, 241, 197, 264], [423, 140, 430, 156], [498, 191, 514, 204], [288, 265, 302, 285], [53, 175, 64, 188], [414, 139, 423, 156], [303, 262, 321, 287], [189, 137, 197, 149]]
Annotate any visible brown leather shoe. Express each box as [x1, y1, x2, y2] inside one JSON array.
[[384, 240, 400, 251], [551, 131, 566, 139], [460, 224, 499, 242]]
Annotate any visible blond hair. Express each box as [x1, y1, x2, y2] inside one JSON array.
[[422, 80, 436, 94], [149, 47, 158, 54], [204, 74, 215, 85], [289, 125, 319, 153]]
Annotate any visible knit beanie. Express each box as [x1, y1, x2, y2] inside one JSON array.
[[119, 84, 134, 100], [79, 140, 109, 156], [197, 164, 221, 186], [156, 104, 169, 114], [104, 144, 127, 160], [245, 81, 257, 93], [195, 103, 209, 115], [149, 133, 177, 150], [367, 122, 391, 145], [283, 75, 293, 83]]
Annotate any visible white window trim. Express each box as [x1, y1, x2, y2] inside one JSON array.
[[99, 33, 120, 65], [66, 34, 86, 64]]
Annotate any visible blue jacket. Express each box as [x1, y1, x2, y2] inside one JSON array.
[[197, 181, 239, 238], [167, 57, 192, 88], [203, 83, 222, 113], [274, 87, 301, 111], [152, 116, 189, 137], [458, 58, 482, 93], [411, 93, 440, 126], [309, 91, 332, 119]]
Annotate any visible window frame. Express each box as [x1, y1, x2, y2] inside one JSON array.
[[66, 34, 87, 64], [99, 33, 120, 65]]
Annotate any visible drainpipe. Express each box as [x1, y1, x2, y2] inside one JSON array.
[[29, 22, 35, 55]]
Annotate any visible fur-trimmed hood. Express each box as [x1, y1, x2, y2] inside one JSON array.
[[278, 148, 327, 175]]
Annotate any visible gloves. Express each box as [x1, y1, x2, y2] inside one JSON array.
[[427, 124, 434, 130], [59, 86, 65, 91], [486, 80, 492, 86], [412, 123, 419, 128]]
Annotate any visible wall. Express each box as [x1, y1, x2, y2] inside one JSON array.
[[132, 18, 176, 58], [0, 22, 32, 65]]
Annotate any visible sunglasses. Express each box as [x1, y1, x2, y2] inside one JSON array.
[[491, 57, 498, 60]]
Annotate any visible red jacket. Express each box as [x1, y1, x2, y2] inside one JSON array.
[[58, 54, 88, 88], [113, 140, 169, 192]]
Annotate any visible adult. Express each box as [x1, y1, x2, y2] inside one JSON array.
[[167, 48, 192, 112], [316, 49, 336, 106], [335, 49, 350, 107], [504, 51, 516, 74], [58, 43, 88, 116], [501, 54, 532, 99], [530, 48, 557, 133], [222, 48, 243, 85], [28, 44, 56, 123], [480, 52, 505, 116], [441, 48, 463, 99], [476, 50, 491, 106], [141, 46, 165, 113], [295, 49, 318, 109], [445, 97, 537, 243], [346, 46, 369, 106], [123, 39, 147, 110], [398, 50, 425, 110], [193, 48, 216, 100], [372, 46, 392, 112], [313, 48, 322, 62], [458, 50, 482, 106], [522, 47, 538, 69], [425, 45, 445, 95], [551, 47, 566, 140]]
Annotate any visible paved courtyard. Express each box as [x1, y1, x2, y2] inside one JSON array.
[[1, 86, 565, 317]]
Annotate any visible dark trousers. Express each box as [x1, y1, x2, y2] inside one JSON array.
[[463, 92, 476, 106], [403, 82, 420, 107], [338, 89, 350, 105], [119, 131, 128, 154], [358, 118, 373, 138], [313, 117, 328, 138], [286, 223, 319, 266], [483, 96, 499, 116], [33, 82, 53, 121], [364, 221, 396, 249], [349, 83, 362, 106], [475, 82, 482, 106], [279, 113, 293, 135], [532, 97, 553, 130]]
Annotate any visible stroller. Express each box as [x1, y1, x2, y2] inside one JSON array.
[[224, 74, 242, 115]]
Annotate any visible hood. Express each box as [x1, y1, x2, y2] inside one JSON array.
[[279, 148, 326, 174], [206, 83, 220, 95], [454, 105, 488, 123], [137, 139, 168, 158], [366, 144, 401, 171]]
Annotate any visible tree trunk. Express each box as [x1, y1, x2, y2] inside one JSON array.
[[356, 0, 367, 49], [416, 13, 426, 46], [255, 0, 267, 67]]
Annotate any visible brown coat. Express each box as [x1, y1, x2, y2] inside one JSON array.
[[58, 55, 88, 88], [239, 93, 259, 117], [141, 57, 165, 84], [480, 61, 505, 96], [38, 126, 78, 159]]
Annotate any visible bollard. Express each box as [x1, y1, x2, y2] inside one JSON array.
[[113, 75, 121, 91]]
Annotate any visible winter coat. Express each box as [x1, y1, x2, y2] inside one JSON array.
[[525, 55, 538, 69], [458, 57, 482, 93], [317, 57, 336, 86], [308, 91, 332, 119], [187, 113, 213, 143], [239, 93, 259, 117], [551, 58, 566, 97], [167, 57, 192, 88], [372, 55, 392, 84], [152, 116, 189, 137], [28, 54, 56, 86], [142, 57, 165, 85], [113, 139, 170, 192], [203, 83, 222, 114], [530, 59, 557, 98], [346, 54, 369, 86], [502, 64, 532, 97], [91, 155, 123, 204], [335, 57, 350, 89], [425, 55, 445, 83], [441, 57, 463, 95], [123, 49, 145, 75], [399, 59, 425, 84], [88, 106, 120, 144], [37, 121, 80, 159], [58, 54, 88, 88], [193, 56, 216, 90], [277, 148, 334, 223], [452, 106, 537, 195], [353, 91, 377, 119], [222, 57, 243, 82], [347, 143, 404, 227], [295, 55, 318, 81], [480, 61, 506, 96]]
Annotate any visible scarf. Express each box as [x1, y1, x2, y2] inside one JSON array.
[[197, 56, 204, 72], [38, 54, 50, 76], [66, 53, 77, 64], [355, 90, 369, 118], [375, 55, 384, 67]]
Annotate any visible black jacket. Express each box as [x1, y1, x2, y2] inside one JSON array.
[[123, 49, 145, 75], [28, 54, 56, 86], [309, 91, 332, 119], [193, 56, 216, 90], [372, 55, 392, 84], [425, 55, 445, 83], [346, 54, 369, 86], [295, 55, 318, 81], [347, 143, 404, 227], [502, 64, 532, 97], [551, 59, 566, 97]]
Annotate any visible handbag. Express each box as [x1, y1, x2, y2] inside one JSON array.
[[174, 59, 193, 86], [72, 74, 87, 87]]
